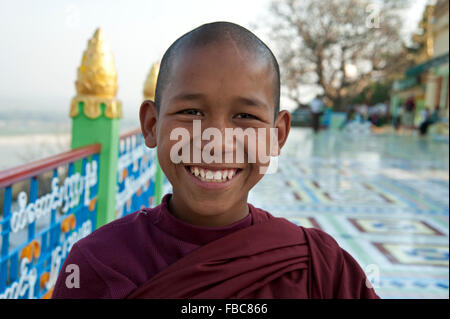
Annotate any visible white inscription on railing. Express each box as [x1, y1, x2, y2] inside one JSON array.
[[116, 143, 156, 211], [0, 219, 92, 299], [9, 160, 98, 233]]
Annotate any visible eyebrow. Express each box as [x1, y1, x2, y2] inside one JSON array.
[[172, 92, 269, 110], [233, 96, 269, 110], [171, 93, 206, 103]]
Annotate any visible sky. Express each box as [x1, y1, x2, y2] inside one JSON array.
[[0, 0, 428, 120]]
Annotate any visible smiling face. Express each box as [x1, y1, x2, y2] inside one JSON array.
[[140, 41, 290, 226]]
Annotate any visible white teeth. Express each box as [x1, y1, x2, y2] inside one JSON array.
[[205, 170, 214, 180], [188, 166, 238, 183]]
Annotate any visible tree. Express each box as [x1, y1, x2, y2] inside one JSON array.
[[266, 0, 412, 111], [351, 81, 392, 105]]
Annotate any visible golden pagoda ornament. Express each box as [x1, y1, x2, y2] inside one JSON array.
[[70, 28, 122, 119], [143, 61, 160, 101]]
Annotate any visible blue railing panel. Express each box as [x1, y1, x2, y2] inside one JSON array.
[[116, 132, 158, 219], [0, 148, 100, 299]]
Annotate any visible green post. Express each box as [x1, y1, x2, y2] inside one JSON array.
[[69, 28, 122, 228], [71, 102, 120, 227]]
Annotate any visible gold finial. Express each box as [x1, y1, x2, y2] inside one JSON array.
[[143, 61, 160, 101], [70, 28, 122, 119], [75, 28, 118, 97]]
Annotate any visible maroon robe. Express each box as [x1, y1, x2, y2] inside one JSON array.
[[126, 204, 379, 299]]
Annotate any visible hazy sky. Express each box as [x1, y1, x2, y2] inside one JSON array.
[[0, 0, 427, 119]]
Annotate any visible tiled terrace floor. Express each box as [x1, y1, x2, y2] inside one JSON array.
[[249, 128, 449, 299]]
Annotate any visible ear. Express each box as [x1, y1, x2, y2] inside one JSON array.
[[273, 110, 291, 156], [139, 100, 158, 148]]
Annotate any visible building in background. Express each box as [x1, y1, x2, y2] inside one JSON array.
[[391, 4, 435, 125], [423, 0, 449, 119], [391, 1, 449, 128]]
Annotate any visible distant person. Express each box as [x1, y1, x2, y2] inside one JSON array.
[[393, 103, 402, 131], [368, 106, 380, 126], [430, 105, 441, 124], [419, 108, 431, 136], [419, 105, 441, 135], [376, 102, 388, 126], [402, 96, 416, 130], [420, 105, 443, 136], [340, 104, 357, 130], [309, 95, 325, 133], [359, 103, 369, 121], [383, 100, 392, 125]]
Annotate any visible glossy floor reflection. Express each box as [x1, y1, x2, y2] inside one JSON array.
[[249, 128, 449, 299]]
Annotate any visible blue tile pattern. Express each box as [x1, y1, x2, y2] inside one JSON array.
[[249, 128, 449, 299]]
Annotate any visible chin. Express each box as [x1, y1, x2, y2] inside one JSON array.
[[197, 194, 239, 212]]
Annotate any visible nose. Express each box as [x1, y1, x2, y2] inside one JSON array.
[[193, 117, 235, 162]]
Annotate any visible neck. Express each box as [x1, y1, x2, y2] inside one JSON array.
[[168, 194, 250, 227]]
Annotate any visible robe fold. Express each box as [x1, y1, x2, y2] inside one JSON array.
[[52, 194, 379, 299], [126, 210, 379, 299]]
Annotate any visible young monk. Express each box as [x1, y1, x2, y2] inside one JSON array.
[[52, 22, 379, 299]]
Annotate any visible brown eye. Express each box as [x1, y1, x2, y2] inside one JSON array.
[[179, 109, 202, 116], [235, 113, 258, 120]]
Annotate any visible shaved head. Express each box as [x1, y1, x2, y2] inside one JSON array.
[[154, 21, 280, 117]]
